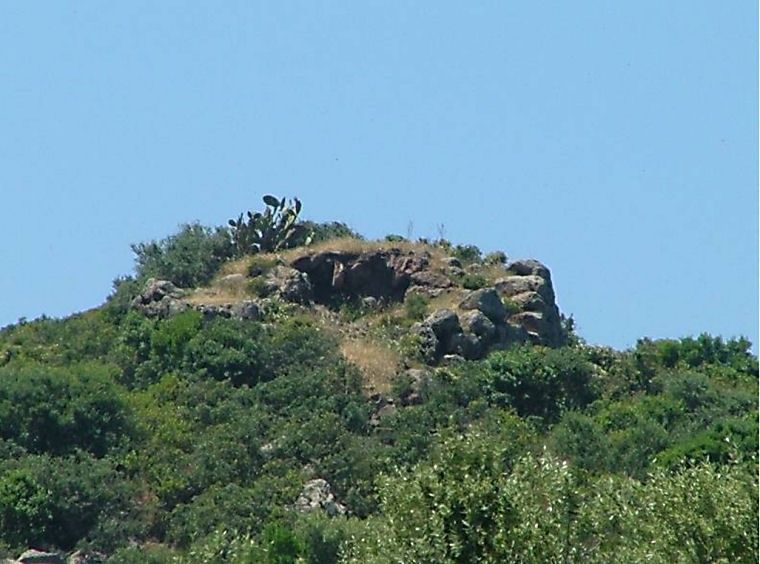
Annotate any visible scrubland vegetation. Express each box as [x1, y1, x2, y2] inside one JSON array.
[[0, 200, 756, 562]]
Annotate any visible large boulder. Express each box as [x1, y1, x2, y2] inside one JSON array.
[[494, 275, 555, 303], [460, 309, 496, 342], [495, 259, 564, 347], [505, 259, 551, 278], [265, 266, 313, 304], [131, 279, 188, 318], [424, 309, 461, 340], [193, 300, 262, 321], [459, 288, 506, 323], [411, 322, 440, 364]]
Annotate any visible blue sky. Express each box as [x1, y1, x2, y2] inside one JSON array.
[[1, 2, 757, 351]]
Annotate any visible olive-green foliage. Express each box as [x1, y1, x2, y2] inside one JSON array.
[[459, 272, 487, 290], [0, 453, 137, 552], [0, 365, 132, 457], [0, 239, 756, 564], [131, 223, 234, 288], [480, 346, 600, 423], [301, 221, 362, 245], [0, 310, 120, 368], [344, 438, 757, 563], [483, 250, 507, 265], [451, 244, 482, 264], [403, 294, 429, 321]]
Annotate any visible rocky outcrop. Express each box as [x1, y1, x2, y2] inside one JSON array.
[[262, 266, 313, 304], [290, 248, 439, 302], [193, 300, 261, 321], [131, 279, 261, 321], [5, 549, 103, 564], [496, 259, 563, 347], [459, 288, 506, 323], [131, 279, 188, 317], [412, 294, 527, 363], [130, 253, 565, 350], [294, 479, 347, 516]]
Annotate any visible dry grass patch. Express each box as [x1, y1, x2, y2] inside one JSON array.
[[428, 288, 467, 313], [340, 336, 401, 395], [185, 285, 248, 305], [282, 237, 445, 262]]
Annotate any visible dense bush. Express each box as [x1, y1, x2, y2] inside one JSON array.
[[0, 365, 133, 457], [131, 223, 234, 288], [0, 454, 137, 552]]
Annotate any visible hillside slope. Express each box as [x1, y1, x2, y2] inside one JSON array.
[[0, 211, 756, 563]]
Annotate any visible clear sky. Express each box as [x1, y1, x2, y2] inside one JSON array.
[[1, 2, 757, 351]]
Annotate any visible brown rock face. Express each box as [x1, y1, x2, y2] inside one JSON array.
[[290, 248, 431, 303]]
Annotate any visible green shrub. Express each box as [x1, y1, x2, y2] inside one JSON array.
[[481, 347, 599, 423], [301, 221, 362, 244], [484, 251, 507, 265], [460, 273, 487, 290], [403, 294, 429, 321], [451, 244, 482, 264], [131, 223, 234, 288], [0, 365, 133, 457], [0, 454, 136, 552], [501, 297, 520, 316]]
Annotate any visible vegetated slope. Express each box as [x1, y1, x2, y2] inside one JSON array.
[[0, 207, 756, 563]]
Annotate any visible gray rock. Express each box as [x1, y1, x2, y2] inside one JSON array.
[[17, 551, 64, 564], [459, 288, 506, 323], [406, 285, 444, 299], [231, 300, 262, 320], [506, 259, 550, 278], [495, 275, 554, 302], [460, 310, 496, 341], [405, 368, 431, 388], [361, 296, 379, 309], [411, 322, 440, 364], [509, 291, 546, 312], [267, 266, 313, 304], [424, 309, 461, 339], [131, 279, 188, 318], [292, 248, 435, 303], [496, 322, 530, 347], [448, 332, 484, 360], [441, 354, 466, 365], [369, 394, 397, 426], [510, 311, 545, 337], [67, 551, 105, 564], [443, 256, 462, 268], [295, 479, 347, 516], [410, 270, 453, 289]]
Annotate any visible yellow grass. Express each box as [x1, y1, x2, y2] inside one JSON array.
[[281, 237, 447, 262], [340, 336, 401, 395], [185, 282, 249, 305]]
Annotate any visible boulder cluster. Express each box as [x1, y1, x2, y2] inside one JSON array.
[[294, 478, 347, 517], [412, 288, 528, 363], [130, 250, 565, 357], [131, 279, 261, 321]]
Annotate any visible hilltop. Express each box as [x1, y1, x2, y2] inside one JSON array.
[[0, 198, 756, 563]]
